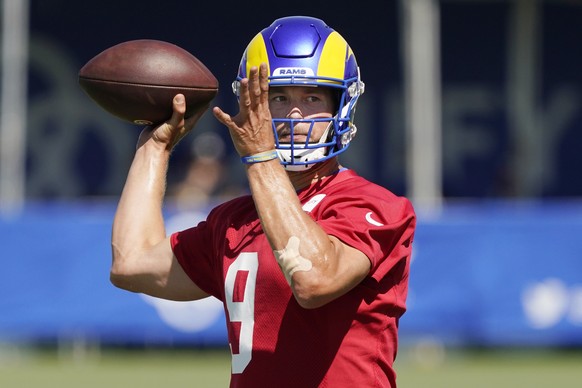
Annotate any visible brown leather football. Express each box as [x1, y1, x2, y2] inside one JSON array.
[[79, 39, 218, 125]]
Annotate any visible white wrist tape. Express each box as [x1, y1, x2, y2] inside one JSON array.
[[273, 236, 313, 285]]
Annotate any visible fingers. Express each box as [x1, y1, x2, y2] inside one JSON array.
[[259, 63, 269, 105], [212, 106, 233, 128], [239, 77, 252, 109], [138, 94, 204, 150], [238, 64, 269, 111], [168, 93, 208, 132], [249, 65, 261, 100], [250, 63, 269, 107], [167, 94, 186, 128], [212, 63, 273, 156]]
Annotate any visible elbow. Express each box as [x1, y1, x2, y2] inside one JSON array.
[[110, 270, 127, 290], [293, 291, 329, 310], [291, 276, 333, 309], [295, 296, 326, 310], [110, 243, 144, 292], [110, 269, 129, 291], [109, 261, 138, 292]]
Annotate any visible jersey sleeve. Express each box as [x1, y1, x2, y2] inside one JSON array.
[[170, 212, 223, 299], [315, 192, 416, 282]]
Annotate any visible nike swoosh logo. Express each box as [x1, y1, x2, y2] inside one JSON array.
[[365, 211, 384, 226]]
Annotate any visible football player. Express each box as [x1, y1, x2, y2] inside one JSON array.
[[111, 16, 416, 388]]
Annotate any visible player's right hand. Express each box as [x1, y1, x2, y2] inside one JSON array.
[[137, 94, 207, 151]]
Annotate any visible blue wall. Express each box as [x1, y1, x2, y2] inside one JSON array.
[[404, 202, 582, 346], [1, 201, 581, 347]]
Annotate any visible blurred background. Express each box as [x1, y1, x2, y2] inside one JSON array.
[[1, 0, 582, 386]]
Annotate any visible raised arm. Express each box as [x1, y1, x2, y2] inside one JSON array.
[[110, 95, 209, 301], [213, 64, 371, 309]]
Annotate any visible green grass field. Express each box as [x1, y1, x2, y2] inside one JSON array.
[[1, 345, 581, 387], [395, 346, 582, 388]]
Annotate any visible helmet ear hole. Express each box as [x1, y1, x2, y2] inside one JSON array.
[[333, 89, 342, 114], [319, 87, 342, 116]]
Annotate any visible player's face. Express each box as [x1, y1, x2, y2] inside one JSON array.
[[268, 86, 336, 144]]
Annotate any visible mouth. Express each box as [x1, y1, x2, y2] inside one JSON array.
[[278, 131, 309, 141], [276, 131, 315, 147], [274, 117, 332, 145], [275, 123, 310, 143]]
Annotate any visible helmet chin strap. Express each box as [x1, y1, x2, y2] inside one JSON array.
[[278, 147, 327, 172]]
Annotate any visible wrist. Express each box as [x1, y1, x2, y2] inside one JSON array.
[[138, 136, 172, 153], [241, 149, 279, 164]]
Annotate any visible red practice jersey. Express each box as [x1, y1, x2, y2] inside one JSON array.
[[171, 169, 416, 388]]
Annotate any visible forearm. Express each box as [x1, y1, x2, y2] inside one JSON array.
[[246, 160, 337, 306], [247, 160, 326, 248], [111, 140, 170, 273]]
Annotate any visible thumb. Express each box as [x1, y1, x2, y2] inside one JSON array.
[[168, 94, 186, 127]]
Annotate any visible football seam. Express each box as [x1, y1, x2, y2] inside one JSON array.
[[78, 76, 218, 90]]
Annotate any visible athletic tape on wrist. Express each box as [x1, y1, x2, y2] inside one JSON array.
[[240, 150, 278, 164]]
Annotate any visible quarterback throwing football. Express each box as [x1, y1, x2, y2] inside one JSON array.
[[111, 16, 416, 388]]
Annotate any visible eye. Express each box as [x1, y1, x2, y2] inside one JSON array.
[[270, 94, 287, 103]]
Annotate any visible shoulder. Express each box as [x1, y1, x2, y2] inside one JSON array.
[[207, 194, 256, 221], [318, 169, 415, 219]]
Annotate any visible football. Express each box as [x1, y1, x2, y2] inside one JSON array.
[[78, 39, 218, 125]]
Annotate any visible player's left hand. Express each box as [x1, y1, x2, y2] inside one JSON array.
[[212, 63, 276, 157]]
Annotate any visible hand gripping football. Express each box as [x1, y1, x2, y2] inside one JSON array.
[[78, 39, 218, 125]]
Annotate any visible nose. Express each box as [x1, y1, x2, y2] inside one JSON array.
[[286, 106, 304, 119]]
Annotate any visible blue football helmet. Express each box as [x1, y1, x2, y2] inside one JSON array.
[[233, 16, 365, 170]]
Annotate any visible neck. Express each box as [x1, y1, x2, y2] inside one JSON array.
[[286, 158, 342, 191]]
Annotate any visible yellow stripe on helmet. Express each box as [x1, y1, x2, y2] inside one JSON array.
[[245, 33, 270, 78], [317, 31, 348, 84]]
